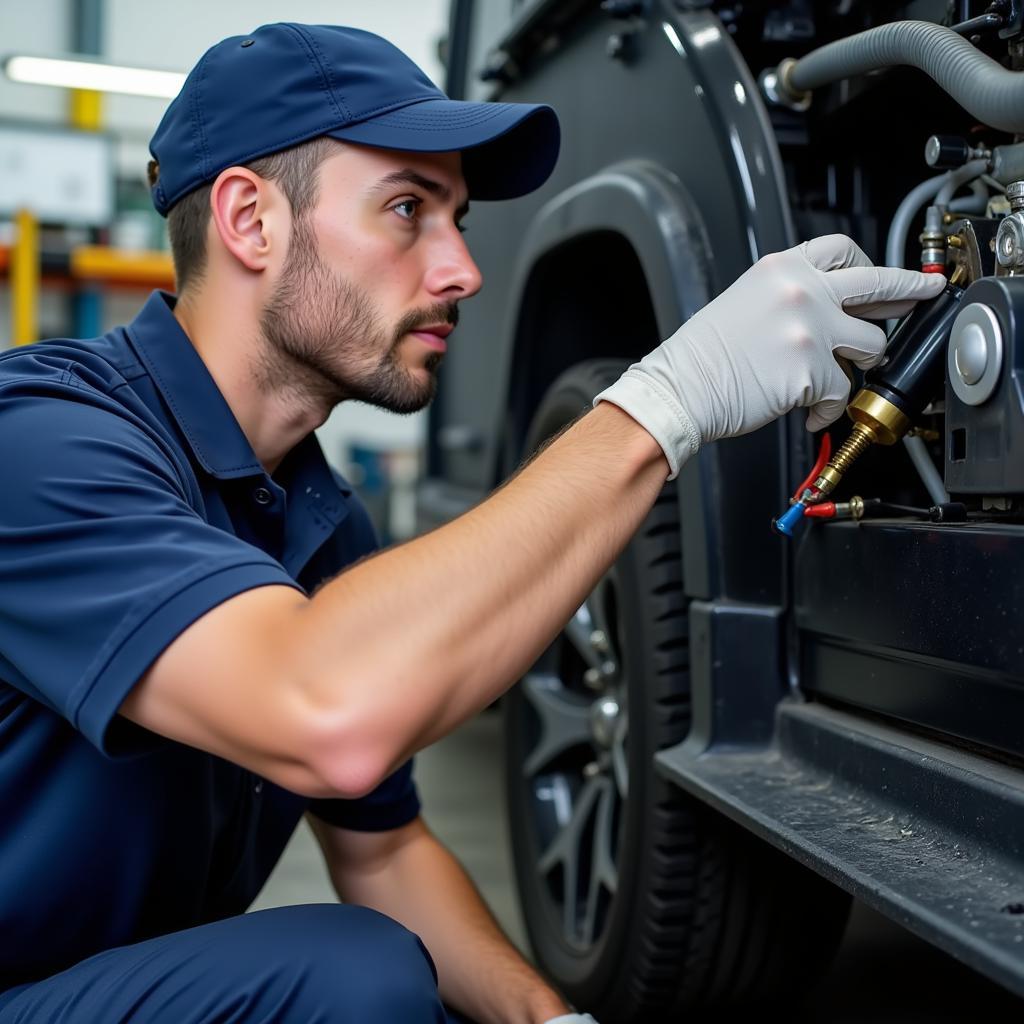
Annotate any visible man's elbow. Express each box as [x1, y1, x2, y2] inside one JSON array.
[[292, 692, 398, 800]]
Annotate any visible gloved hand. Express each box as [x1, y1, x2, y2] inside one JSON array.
[[542, 1015, 599, 1024], [593, 233, 946, 478]]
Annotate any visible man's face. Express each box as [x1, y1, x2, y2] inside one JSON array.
[[257, 144, 481, 414]]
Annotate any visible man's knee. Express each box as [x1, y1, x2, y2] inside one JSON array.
[[231, 904, 444, 1021]]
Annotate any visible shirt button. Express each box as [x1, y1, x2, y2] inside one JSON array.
[[254, 778, 264, 794], [253, 486, 273, 506]]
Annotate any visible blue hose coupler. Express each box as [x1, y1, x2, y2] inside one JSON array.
[[772, 502, 806, 537]]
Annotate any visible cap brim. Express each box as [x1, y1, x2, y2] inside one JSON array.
[[327, 98, 560, 200]]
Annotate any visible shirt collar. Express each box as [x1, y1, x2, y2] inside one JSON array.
[[124, 290, 351, 514], [126, 290, 263, 479]]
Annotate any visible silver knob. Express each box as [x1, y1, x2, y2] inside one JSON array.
[[996, 214, 1024, 268], [1007, 180, 1024, 211], [953, 324, 988, 385], [948, 303, 1003, 406]]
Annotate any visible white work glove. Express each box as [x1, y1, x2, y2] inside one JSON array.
[[542, 1015, 599, 1024], [594, 233, 946, 478]]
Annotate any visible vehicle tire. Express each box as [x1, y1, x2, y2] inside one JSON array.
[[504, 358, 850, 1020]]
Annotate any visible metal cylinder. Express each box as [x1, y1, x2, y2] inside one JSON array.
[[865, 283, 965, 416]]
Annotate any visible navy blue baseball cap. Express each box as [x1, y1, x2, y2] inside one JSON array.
[[148, 23, 560, 215]]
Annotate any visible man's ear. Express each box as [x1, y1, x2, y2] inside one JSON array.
[[209, 166, 284, 272]]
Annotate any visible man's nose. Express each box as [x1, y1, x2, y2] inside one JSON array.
[[424, 231, 483, 300]]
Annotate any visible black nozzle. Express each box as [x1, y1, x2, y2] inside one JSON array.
[[865, 283, 965, 418]]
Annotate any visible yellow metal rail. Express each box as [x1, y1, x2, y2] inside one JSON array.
[[70, 246, 175, 287], [11, 209, 39, 346]]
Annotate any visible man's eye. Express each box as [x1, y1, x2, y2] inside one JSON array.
[[393, 199, 420, 221]]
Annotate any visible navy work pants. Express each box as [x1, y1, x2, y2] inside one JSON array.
[[0, 904, 474, 1023]]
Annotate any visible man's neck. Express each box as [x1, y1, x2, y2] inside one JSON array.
[[173, 291, 332, 475]]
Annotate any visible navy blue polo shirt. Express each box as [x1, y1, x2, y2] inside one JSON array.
[[0, 291, 420, 989]]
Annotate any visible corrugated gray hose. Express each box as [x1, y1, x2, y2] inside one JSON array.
[[786, 20, 1024, 134]]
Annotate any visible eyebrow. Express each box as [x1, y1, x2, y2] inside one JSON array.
[[371, 169, 470, 221]]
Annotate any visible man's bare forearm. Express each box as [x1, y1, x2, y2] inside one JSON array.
[[317, 817, 570, 1024], [292, 402, 667, 784]]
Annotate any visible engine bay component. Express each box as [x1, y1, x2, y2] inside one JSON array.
[[919, 205, 946, 272], [945, 276, 1024, 494], [811, 284, 965, 498], [925, 135, 976, 170], [995, 181, 1024, 272], [761, 20, 1024, 133], [948, 301, 1004, 405]]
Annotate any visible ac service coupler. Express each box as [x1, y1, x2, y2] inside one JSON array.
[[773, 281, 965, 536]]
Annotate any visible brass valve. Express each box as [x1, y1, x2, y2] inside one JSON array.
[[812, 391, 910, 497]]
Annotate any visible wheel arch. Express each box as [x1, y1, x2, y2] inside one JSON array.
[[497, 160, 716, 475]]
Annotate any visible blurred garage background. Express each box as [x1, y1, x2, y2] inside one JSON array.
[[0, 2, 1020, 1020]]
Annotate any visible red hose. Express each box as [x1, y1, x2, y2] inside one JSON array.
[[804, 502, 837, 519], [793, 433, 832, 501]]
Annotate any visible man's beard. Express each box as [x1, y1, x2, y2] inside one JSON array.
[[256, 217, 457, 414]]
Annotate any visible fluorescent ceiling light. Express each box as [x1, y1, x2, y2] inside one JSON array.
[[3, 55, 184, 98]]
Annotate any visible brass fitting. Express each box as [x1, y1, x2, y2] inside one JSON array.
[[812, 390, 911, 498]]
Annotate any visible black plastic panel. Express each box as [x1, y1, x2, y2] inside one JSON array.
[[795, 519, 1024, 756]]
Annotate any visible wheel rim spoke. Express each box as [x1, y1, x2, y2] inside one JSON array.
[[581, 778, 618, 945], [519, 577, 630, 951], [521, 672, 592, 777], [536, 775, 604, 945]]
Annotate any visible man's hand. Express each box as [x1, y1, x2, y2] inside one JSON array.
[[594, 233, 946, 477]]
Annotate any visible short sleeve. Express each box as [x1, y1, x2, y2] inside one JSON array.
[[308, 758, 421, 831], [0, 385, 302, 757]]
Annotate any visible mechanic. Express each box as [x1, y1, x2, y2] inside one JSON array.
[[0, 21, 945, 1024]]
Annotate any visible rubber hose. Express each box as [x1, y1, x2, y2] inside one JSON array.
[[948, 194, 989, 213], [948, 177, 989, 213], [935, 158, 990, 206], [902, 434, 949, 505], [787, 21, 1024, 134]]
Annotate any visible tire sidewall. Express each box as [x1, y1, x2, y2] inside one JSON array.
[[505, 361, 692, 1006]]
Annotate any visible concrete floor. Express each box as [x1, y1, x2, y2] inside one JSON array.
[[251, 710, 1022, 1022]]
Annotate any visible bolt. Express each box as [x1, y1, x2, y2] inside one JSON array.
[[583, 668, 604, 690], [606, 33, 627, 60], [583, 761, 602, 779], [590, 629, 609, 653]]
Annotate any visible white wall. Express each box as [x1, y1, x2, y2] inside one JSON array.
[[0, 0, 451, 457]]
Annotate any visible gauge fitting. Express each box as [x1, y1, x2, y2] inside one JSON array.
[[919, 205, 946, 273]]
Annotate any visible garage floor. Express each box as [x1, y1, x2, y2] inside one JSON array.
[[251, 710, 1021, 1022]]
